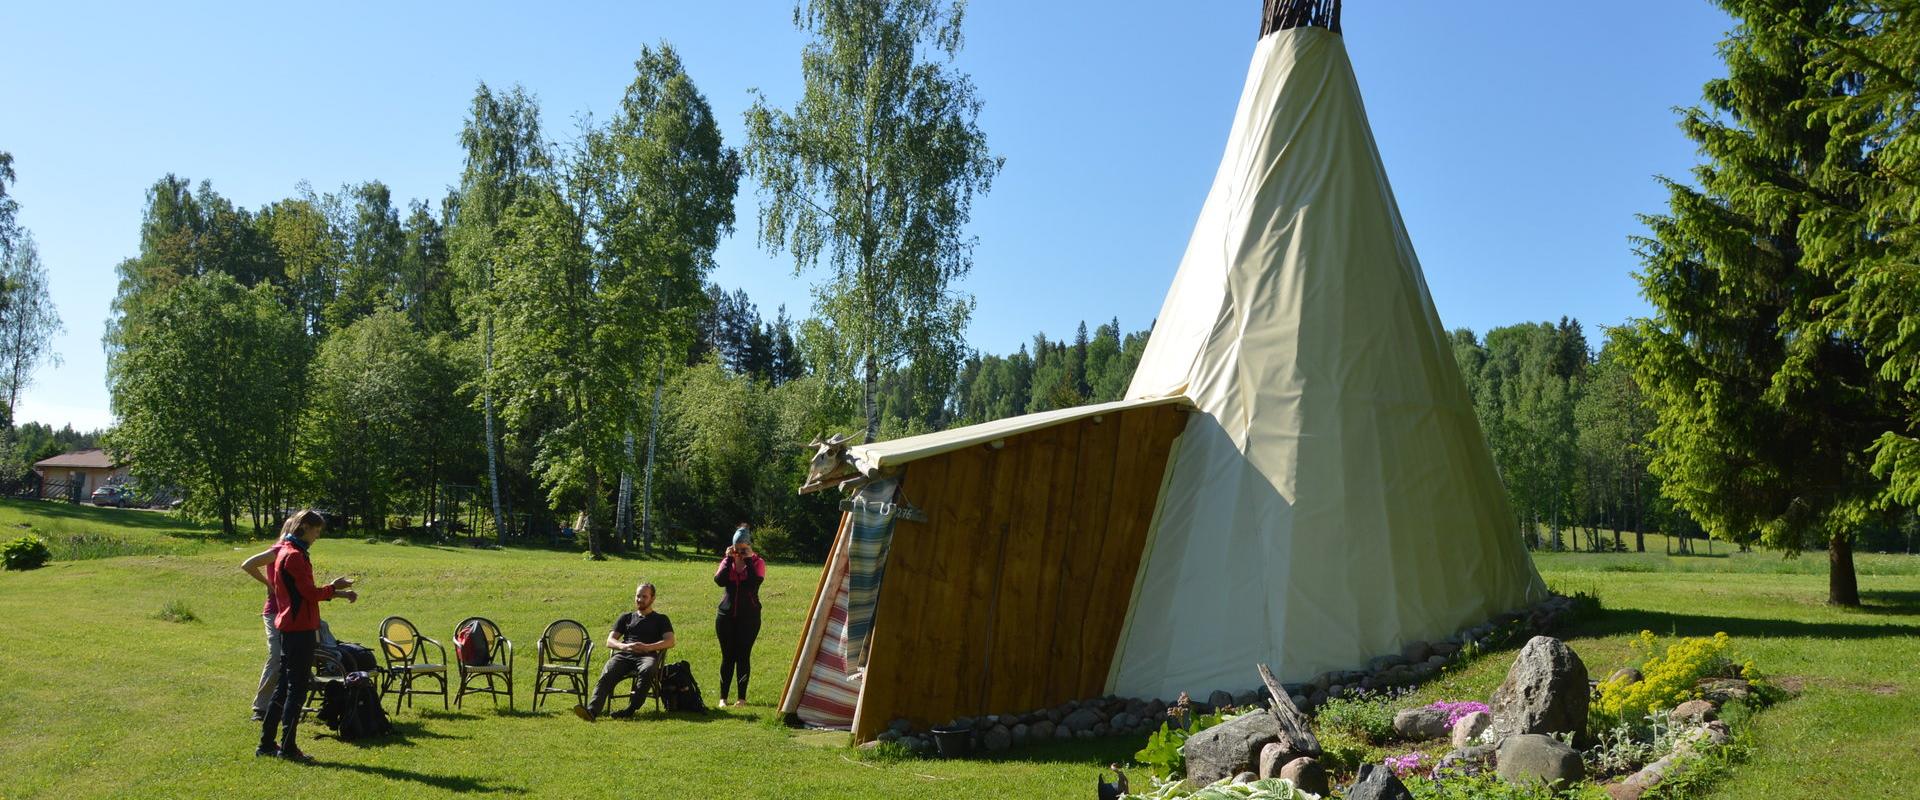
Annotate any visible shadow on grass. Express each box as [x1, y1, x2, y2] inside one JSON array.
[[311, 761, 527, 794], [1569, 606, 1920, 641]]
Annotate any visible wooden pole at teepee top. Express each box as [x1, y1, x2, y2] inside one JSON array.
[[1261, 0, 1341, 37]]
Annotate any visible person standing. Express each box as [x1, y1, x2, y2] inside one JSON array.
[[575, 581, 675, 721], [257, 509, 356, 762], [714, 524, 766, 707], [241, 546, 281, 721]]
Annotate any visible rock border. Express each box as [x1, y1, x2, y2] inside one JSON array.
[[875, 594, 1582, 758]]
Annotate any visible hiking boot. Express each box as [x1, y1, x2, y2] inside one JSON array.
[[609, 707, 637, 719], [277, 747, 314, 764], [254, 744, 280, 758], [572, 704, 596, 723]]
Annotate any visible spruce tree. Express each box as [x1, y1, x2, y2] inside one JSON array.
[[1627, 0, 1901, 605]]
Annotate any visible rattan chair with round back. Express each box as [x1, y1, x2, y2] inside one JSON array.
[[377, 615, 448, 712], [533, 619, 594, 711]]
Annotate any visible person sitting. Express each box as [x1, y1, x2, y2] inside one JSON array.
[[574, 581, 674, 721]]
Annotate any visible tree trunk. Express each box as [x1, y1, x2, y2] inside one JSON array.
[[483, 316, 508, 545], [585, 456, 604, 560], [1828, 531, 1860, 607], [640, 364, 665, 557], [862, 348, 880, 444]]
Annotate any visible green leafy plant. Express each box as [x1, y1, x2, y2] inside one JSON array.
[[1133, 708, 1238, 779], [1406, 770, 1608, 799], [3, 534, 50, 570], [1123, 776, 1314, 799]]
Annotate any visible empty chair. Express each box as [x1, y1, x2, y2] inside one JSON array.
[[453, 616, 515, 709], [533, 619, 594, 712], [377, 616, 448, 712]]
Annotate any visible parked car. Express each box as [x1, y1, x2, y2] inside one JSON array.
[[90, 486, 129, 508]]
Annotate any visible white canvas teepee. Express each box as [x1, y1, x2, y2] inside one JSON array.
[[1107, 17, 1547, 699]]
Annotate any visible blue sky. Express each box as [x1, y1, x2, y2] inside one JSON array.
[[0, 1, 1733, 431]]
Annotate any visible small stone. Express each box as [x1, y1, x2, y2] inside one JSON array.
[[1278, 756, 1329, 794], [1402, 640, 1433, 664], [1436, 743, 1498, 776], [1055, 724, 1073, 740], [1076, 729, 1095, 740], [1030, 720, 1055, 740], [857, 739, 882, 751], [1234, 689, 1260, 708], [983, 725, 1011, 752], [1496, 733, 1585, 788], [1111, 712, 1135, 731], [1208, 689, 1236, 709], [889, 718, 913, 735], [1290, 694, 1309, 709], [1608, 667, 1644, 685], [1431, 641, 1461, 658], [1346, 763, 1414, 800], [877, 730, 899, 743], [1392, 707, 1452, 741], [1426, 655, 1449, 669], [1233, 771, 1258, 784], [1368, 654, 1411, 673], [1450, 710, 1493, 749], [1697, 678, 1752, 705], [1011, 723, 1029, 745], [1670, 700, 1716, 725], [1093, 722, 1110, 736], [1062, 707, 1104, 734], [1307, 689, 1328, 709], [974, 716, 994, 732]]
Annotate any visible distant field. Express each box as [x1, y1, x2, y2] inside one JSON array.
[[2, 499, 1915, 798]]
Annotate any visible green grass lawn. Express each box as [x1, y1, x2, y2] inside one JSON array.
[[2, 499, 1916, 798]]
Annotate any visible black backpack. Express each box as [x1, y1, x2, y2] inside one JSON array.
[[335, 641, 378, 673], [658, 660, 706, 713], [320, 672, 394, 741]]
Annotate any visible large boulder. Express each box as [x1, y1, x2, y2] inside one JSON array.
[[1183, 712, 1286, 786], [1490, 636, 1590, 739], [1450, 710, 1493, 749], [1392, 707, 1451, 741], [1496, 733, 1584, 788], [1346, 763, 1414, 800]]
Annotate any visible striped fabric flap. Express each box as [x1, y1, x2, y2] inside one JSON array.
[[796, 565, 859, 728], [842, 478, 900, 668]]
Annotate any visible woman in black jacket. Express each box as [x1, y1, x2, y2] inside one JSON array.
[[713, 524, 766, 707]]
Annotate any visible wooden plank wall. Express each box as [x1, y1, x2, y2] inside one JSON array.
[[848, 403, 1188, 741]]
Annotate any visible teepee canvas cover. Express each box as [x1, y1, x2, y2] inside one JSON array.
[[781, 2, 1544, 738]]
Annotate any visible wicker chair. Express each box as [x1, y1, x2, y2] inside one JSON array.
[[533, 619, 594, 712], [377, 616, 449, 712], [453, 616, 515, 709], [303, 648, 349, 719], [610, 648, 670, 714]]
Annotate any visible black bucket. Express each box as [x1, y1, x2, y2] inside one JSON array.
[[931, 725, 973, 758]]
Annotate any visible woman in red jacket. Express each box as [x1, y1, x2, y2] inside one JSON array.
[[714, 524, 766, 707], [258, 509, 355, 762]]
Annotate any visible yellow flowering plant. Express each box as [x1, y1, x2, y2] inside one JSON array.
[[1594, 631, 1753, 724]]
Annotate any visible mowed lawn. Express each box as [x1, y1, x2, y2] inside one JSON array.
[[2, 500, 1918, 798]]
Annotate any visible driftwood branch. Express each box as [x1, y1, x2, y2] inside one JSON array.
[[1258, 663, 1323, 756]]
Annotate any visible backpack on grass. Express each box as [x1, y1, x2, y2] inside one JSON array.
[[319, 672, 394, 742], [658, 660, 706, 713]]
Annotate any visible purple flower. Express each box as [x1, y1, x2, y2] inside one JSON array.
[[1384, 753, 1427, 778], [1427, 700, 1490, 729]]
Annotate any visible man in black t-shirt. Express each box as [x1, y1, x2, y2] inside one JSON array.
[[575, 581, 676, 721]]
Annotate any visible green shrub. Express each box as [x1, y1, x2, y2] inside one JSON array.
[[1316, 689, 1402, 745], [3, 534, 51, 570], [1406, 770, 1607, 799], [153, 599, 198, 623], [1133, 707, 1239, 780], [754, 524, 797, 560]]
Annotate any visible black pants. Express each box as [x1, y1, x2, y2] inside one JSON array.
[[260, 628, 316, 750], [716, 611, 761, 701], [588, 654, 659, 714]]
